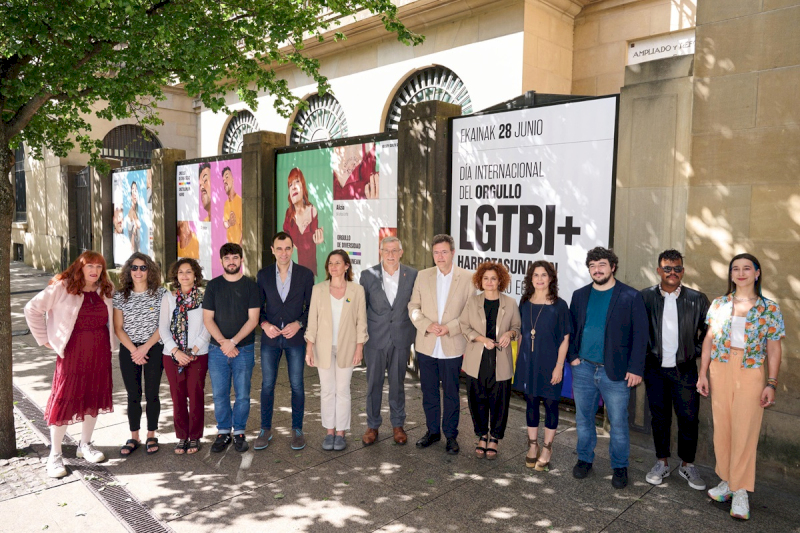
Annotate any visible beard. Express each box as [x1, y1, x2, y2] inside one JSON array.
[[593, 273, 613, 286], [224, 264, 241, 275]]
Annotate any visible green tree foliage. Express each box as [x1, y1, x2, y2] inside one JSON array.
[[0, 0, 422, 458]]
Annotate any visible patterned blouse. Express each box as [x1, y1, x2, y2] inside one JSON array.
[[705, 294, 785, 368]]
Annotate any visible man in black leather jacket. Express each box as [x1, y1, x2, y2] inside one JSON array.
[[640, 250, 710, 491]]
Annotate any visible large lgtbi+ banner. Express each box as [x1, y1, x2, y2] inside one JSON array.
[[112, 168, 154, 267], [176, 157, 243, 278], [275, 137, 398, 282], [450, 96, 618, 306]]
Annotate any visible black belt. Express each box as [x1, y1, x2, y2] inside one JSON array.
[[580, 358, 604, 367]]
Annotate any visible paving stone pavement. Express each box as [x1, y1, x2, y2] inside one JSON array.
[[4, 261, 800, 533]]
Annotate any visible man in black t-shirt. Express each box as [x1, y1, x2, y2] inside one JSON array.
[[203, 243, 263, 453]]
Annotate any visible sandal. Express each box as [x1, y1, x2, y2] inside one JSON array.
[[146, 437, 160, 455], [485, 437, 499, 460], [535, 441, 553, 471], [175, 439, 187, 455], [526, 437, 539, 468], [475, 435, 488, 458], [119, 439, 140, 456], [186, 439, 201, 455]]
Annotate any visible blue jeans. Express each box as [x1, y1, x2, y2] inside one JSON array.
[[572, 359, 631, 468], [208, 344, 255, 435], [260, 338, 305, 430]]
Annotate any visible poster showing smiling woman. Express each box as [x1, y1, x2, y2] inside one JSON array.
[[112, 167, 153, 267], [275, 136, 398, 282], [175, 156, 243, 278]]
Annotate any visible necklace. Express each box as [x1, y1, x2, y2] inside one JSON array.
[[733, 296, 757, 302], [530, 303, 545, 350]]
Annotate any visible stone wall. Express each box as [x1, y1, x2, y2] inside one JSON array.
[[687, 0, 800, 479]]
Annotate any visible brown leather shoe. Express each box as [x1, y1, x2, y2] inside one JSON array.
[[362, 428, 379, 446], [393, 427, 407, 445]]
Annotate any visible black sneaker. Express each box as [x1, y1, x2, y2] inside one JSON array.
[[211, 434, 232, 453], [233, 434, 249, 452], [572, 460, 593, 479], [612, 467, 628, 489]]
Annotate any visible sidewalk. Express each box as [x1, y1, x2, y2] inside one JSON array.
[[4, 260, 799, 533]]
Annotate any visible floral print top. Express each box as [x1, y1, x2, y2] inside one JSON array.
[[705, 294, 785, 368]]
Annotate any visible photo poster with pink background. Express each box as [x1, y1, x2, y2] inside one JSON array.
[[176, 156, 243, 279]]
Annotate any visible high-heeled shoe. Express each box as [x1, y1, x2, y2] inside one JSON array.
[[535, 441, 553, 471], [475, 435, 488, 458], [485, 437, 500, 460], [526, 437, 539, 468]]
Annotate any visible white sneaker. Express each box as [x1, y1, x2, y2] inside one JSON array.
[[645, 460, 670, 485], [707, 480, 733, 502], [47, 453, 67, 478], [76, 441, 106, 463], [678, 463, 706, 490], [730, 489, 750, 520]]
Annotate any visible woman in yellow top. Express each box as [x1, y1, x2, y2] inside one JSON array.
[[697, 253, 784, 520], [305, 249, 368, 451], [177, 221, 199, 259]]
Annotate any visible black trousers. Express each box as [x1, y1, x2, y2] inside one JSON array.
[[417, 352, 462, 439], [119, 343, 164, 432], [644, 361, 699, 463], [467, 376, 511, 440]]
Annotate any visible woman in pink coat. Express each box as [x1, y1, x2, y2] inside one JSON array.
[[24, 251, 116, 478]]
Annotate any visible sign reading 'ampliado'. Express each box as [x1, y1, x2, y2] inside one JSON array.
[[449, 96, 618, 304]]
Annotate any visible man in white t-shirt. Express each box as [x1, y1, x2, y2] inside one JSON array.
[[640, 250, 710, 491]]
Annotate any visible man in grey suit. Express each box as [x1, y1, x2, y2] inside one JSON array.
[[360, 236, 418, 446]]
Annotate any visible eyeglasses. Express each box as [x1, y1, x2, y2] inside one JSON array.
[[130, 265, 149, 272], [661, 266, 683, 274], [381, 249, 401, 255]]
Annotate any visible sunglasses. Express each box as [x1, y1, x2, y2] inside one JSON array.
[[661, 266, 683, 274], [130, 265, 149, 272]]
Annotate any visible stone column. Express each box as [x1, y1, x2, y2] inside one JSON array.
[[151, 148, 186, 272], [397, 101, 462, 272], [241, 131, 286, 276], [613, 55, 694, 438], [90, 160, 120, 268]]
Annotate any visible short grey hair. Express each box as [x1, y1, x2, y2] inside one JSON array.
[[432, 234, 455, 251], [381, 236, 402, 250]]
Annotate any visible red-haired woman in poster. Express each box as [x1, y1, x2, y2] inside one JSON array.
[[283, 167, 323, 276], [24, 251, 117, 478]]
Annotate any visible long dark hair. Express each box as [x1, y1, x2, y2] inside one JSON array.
[[521, 260, 558, 303], [119, 252, 162, 300], [726, 253, 762, 297]]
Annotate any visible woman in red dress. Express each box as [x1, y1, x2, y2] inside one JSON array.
[[24, 251, 116, 478]]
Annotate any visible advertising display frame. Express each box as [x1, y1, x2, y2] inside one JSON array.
[[447, 94, 620, 401], [111, 164, 154, 268], [174, 153, 244, 279], [274, 131, 399, 283]]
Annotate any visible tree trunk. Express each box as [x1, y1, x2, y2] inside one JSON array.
[[0, 146, 17, 458]]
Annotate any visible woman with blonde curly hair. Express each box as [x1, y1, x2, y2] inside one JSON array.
[[113, 252, 166, 456], [458, 261, 521, 460], [24, 251, 116, 478]]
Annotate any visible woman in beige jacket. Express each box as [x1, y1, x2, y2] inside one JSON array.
[[305, 250, 368, 451], [459, 261, 521, 460], [24, 251, 117, 478]]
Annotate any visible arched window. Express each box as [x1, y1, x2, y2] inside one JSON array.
[[101, 125, 162, 167], [384, 66, 473, 131], [222, 110, 259, 154], [290, 93, 348, 145]]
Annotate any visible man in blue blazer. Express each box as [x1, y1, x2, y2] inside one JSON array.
[[255, 232, 314, 451], [359, 236, 418, 445], [567, 247, 648, 490]]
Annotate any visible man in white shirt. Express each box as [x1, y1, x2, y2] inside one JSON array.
[[640, 250, 710, 491], [408, 234, 474, 455], [359, 237, 418, 446]]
